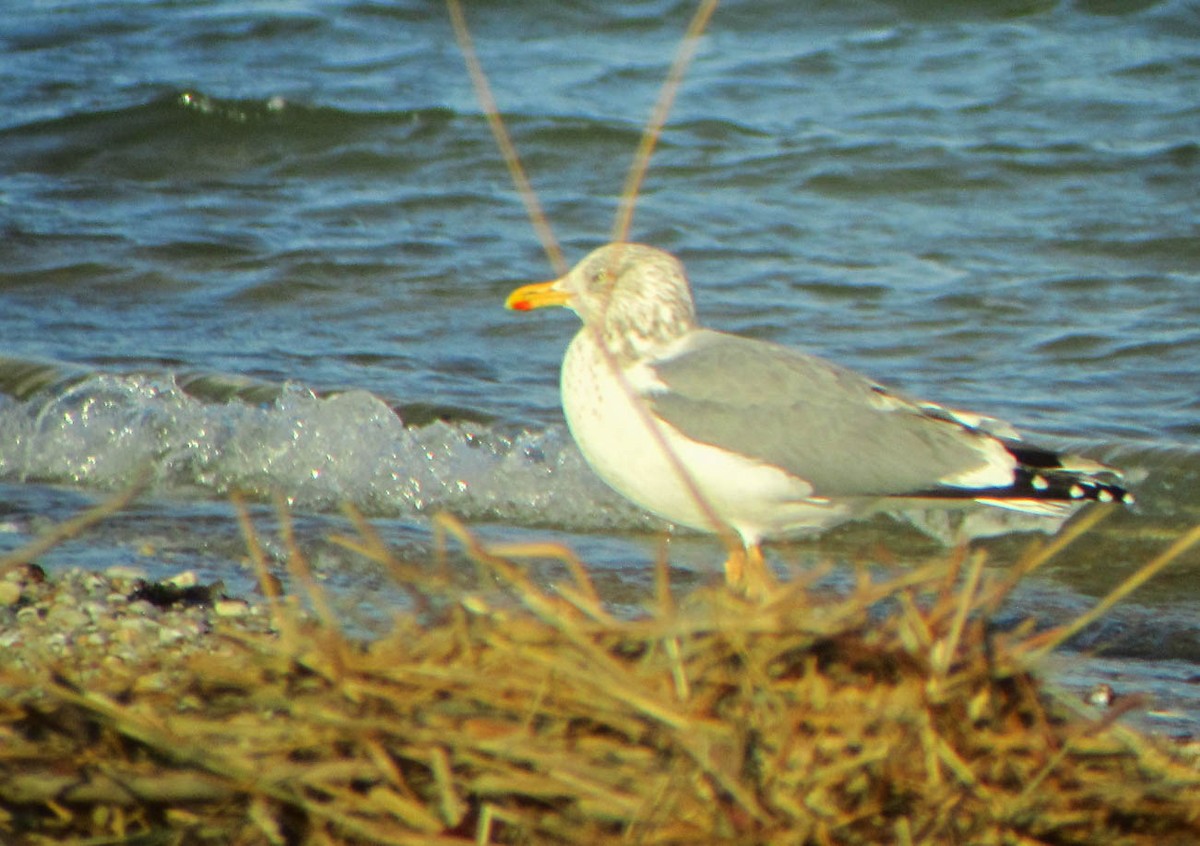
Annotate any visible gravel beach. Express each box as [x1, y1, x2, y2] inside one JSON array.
[[0, 563, 272, 690]]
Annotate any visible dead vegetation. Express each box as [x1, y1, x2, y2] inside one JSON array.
[[2, 499, 1199, 845]]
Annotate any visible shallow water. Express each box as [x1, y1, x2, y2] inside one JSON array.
[[1, 1, 1198, 728]]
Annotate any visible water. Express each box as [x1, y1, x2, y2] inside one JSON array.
[[1, 1, 1198, 728]]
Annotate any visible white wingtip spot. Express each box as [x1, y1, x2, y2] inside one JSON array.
[[1069, 484, 1085, 499], [1031, 474, 1049, 491], [1097, 489, 1114, 503]]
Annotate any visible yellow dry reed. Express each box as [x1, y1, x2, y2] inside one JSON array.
[[2, 495, 1199, 845]]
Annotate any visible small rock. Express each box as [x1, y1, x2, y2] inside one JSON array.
[[0, 582, 21, 606], [105, 565, 147, 581], [165, 571, 198, 588], [213, 599, 250, 618], [158, 627, 186, 646], [127, 599, 157, 617], [1086, 683, 1115, 708], [81, 601, 109, 621], [79, 631, 108, 648], [46, 605, 88, 630], [4, 563, 44, 584]]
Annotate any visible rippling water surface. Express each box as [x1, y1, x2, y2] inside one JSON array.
[[1, 0, 1198, 727]]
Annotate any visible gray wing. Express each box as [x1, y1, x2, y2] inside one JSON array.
[[646, 329, 1010, 497]]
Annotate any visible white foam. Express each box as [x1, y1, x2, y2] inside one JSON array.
[[0, 373, 654, 532]]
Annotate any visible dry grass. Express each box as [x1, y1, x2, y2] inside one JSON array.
[[2, 498, 1200, 845]]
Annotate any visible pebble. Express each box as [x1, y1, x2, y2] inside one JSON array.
[[105, 565, 147, 580], [46, 605, 88, 630], [82, 601, 109, 621], [165, 570, 198, 588], [158, 627, 186, 646], [0, 582, 20, 606], [213, 599, 250, 617]]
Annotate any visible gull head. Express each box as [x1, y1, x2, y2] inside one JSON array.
[[506, 243, 698, 359]]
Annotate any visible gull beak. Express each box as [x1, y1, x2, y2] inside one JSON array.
[[505, 279, 570, 311]]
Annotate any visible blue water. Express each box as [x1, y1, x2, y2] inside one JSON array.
[[1, 0, 1199, 725]]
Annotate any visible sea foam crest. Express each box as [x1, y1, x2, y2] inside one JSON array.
[[0, 373, 648, 530]]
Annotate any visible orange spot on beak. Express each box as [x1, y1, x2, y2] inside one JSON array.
[[505, 280, 569, 311]]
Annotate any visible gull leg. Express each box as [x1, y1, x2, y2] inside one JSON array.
[[742, 543, 776, 600], [722, 547, 746, 588], [722, 544, 775, 599]]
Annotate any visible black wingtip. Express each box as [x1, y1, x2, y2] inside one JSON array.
[[1016, 467, 1134, 506], [910, 449, 1133, 507]]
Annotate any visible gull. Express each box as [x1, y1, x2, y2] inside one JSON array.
[[506, 243, 1131, 596]]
